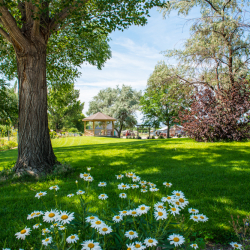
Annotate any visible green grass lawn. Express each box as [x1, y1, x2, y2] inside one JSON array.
[[0, 137, 249, 248]]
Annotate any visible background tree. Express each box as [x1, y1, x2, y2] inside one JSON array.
[[0, 79, 18, 125], [48, 83, 84, 132], [140, 62, 192, 138], [88, 85, 142, 137], [161, 0, 250, 89], [0, 0, 163, 175]]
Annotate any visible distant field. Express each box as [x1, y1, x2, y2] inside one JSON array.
[[0, 137, 249, 248]]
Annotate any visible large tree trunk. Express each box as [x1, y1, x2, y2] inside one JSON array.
[[14, 46, 57, 176], [167, 120, 170, 138]]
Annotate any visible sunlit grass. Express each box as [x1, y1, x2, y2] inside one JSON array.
[[0, 137, 249, 248]]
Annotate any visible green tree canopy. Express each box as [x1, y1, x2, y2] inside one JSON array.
[[87, 85, 142, 137], [140, 62, 192, 137], [48, 83, 84, 132]]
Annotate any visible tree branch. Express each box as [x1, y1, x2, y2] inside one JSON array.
[[203, 0, 220, 14], [0, 26, 10, 42], [31, 1, 41, 38]]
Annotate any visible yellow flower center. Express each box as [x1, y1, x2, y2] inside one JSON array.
[[35, 224, 39, 226], [141, 207, 145, 210], [31, 213, 35, 216], [129, 174, 133, 176], [173, 237, 180, 242], [45, 238, 49, 242], [116, 216, 120, 219], [142, 185, 146, 188], [158, 212, 163, 216], [88, 243, 95, 248], [36, 213, 40, 215], [129, 231, 134, 235], [132, 211, 136, 215], [122, 211, 127, 214], [143, 189, 146, 191], [95, 221, 101, 225], [176, 193, 180, 196], [90, 216, 95, 219], [61, 215, 68, 220], [148, 239, 153, 243], [118, 175, 121, 177], [200, 216, 204, 219], [20, 229, 26, 234], [179, 198, 184, 203], [194, 216, 198, 219], [127, 248, 131, 250], [102, 228, 108, 231], [88, 177, 91, 179], [53, 223, 58, 226], [122, 185, 126, 187], [193, 244, 197, 247], [83, 174, 88, 177], [122, 194, 125, 196], [175, 202, 180, 205], [158, 205, 163, 209], [135, 244, 141, 248], [192, 209, 196, 212], [234, 244, 239, 247], [53, 186, 57, 188], [167, 196, 171, 199], [60, 226, 64, 228], [71, 235, 75, 239], [171, 208, 176, 211], [39, 193, 43, 196], [101, 195, 105, 197], [79, 191, 82, 193], [49, 213, 55, 218]]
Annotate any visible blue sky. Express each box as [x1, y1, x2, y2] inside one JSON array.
[[76, 7, 200, 121]]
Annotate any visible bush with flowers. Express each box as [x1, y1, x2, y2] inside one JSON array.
[[5, 168, 229, 250]]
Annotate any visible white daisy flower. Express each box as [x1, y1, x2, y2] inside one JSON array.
[[132, 176, 140, 182], [3, 248, 11, 250], [168, 234, 185, 247], [112, 215, 123, 223], [80, 173, 89, 179], [33, 223, 41, 229], [85, 176, 94, 182], [118, 183, 130, 190], [190, 243, 199, 249], [131, 184, 139, 189], [190, 214, 200, 222], [125, 230, 138, 240], [67, 193, 74, 197], [91, 220, 105, 229], [149, 183, 156, 187], [75, 180, 78, 183], [42, 237, 52, 246], [120, 210, 129, 216], [149, 187, 159, 192], [98, 182, 107, 187], [77, 190, 85, 195], [141, 184, 147, 189], [58, 225, 66, 230], [98, 225, 113, 235], [141, 189, 148, 193], [87, 167, 91, 171], [116, 174, 124, 179], [137, 204, 151, 215], [163, 182, 172, 188], [56, 211, 74, 224], [119, 193, 127, 198], [171, 199, 183, 208], [49, 185, 59, 191], [172, 190, 185, 198], [81, 240, 101, 250], [42, 228, 50, 235], [126, 243, 135, 250], [154, 202, 165, 210], [133, 242, 146, 250], [35, 191, 47, 199], [27, 212, 37, 220], [66, 234, 79, 243], [15, 227, 31, 240], [177, 197, 189, 208], [126, 172, 135, 178], [98, 194, 108, 200], [230, 242, 242, 249], [129, 209, 139, 217], [144, 238, 158, 247], [43, 209, 59, 223], [168, 206, 181, 216], [140, 180, 147, 185], [188, 208, 199, 214], [50, 222, 59, 228], [162, 196, 174, 203], [34, 211, 43, 217], [154, 209, 168, 220], [198, 214, 209, 222], [86, 216, 98, 223]]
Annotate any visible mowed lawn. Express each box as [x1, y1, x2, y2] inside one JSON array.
[[0, 137, 249, 248]]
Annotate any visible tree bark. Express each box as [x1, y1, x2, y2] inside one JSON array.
[[167, 119, 170, 138], [14, 46, 56, 176]]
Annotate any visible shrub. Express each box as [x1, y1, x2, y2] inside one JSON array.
[[68, 128, 79, 133], [151, 136, 155, 139], [178, 81, 250, 142], [158, 135, 165, 139]]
